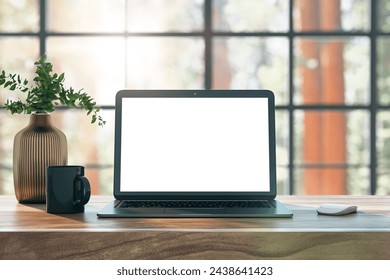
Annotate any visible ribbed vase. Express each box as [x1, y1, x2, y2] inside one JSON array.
[[13, 114, 68, 203]]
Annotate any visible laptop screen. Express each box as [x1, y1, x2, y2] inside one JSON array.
[[119, 96, 271, 193]]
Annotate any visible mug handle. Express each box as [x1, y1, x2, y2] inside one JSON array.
[[73, 176, 91, 206]]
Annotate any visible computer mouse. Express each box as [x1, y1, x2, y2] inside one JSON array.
[[317, 204, 357, 216]]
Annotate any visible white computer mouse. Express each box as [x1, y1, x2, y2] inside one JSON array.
[[317, 204, 357, 216]]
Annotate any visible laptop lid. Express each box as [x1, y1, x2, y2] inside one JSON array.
[[113, 90, 277, 201]]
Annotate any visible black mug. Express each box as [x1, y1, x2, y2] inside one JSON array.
[[46, 165, 91, 214]]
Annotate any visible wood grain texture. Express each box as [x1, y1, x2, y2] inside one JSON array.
[[1, 195, 390, 259], [1, 232, 389, 260]]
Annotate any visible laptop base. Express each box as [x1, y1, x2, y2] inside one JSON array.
[[97, 200, 293, 218]]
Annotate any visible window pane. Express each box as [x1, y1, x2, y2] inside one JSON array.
[[378, 0, 390, 31], [47, 37, 126, 105], [377, 168, 390, 195], [294, 37, 369, 105], [276, 110, 289, 195], [0, 0, 39, 32], [277, 167, 289, 195], [378, 37, 390, 104], [295, 110, 370, 164], [276, 110, 289, 166], [294, 0, 370, 32], [213, 0, 289, 32], [377, 111, 390, 195], [47, 0, 126, 32], [127, 0, 204, 32], [294, 110, 370, 194], [126, 38, 204, 89], [58, 110, 114, 195], [295, 167, 369, 195], [0, 37, 39, 103], [377, 111, 390, 167], [213, 37, 288, 105]]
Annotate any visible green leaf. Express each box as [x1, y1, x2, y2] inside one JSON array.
[[1, 54, 105, 127]]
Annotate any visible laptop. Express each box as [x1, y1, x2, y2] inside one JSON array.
[[97, 90, 293, 218]]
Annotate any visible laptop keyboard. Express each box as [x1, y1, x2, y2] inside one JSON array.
[[119, 200, 274, 209]]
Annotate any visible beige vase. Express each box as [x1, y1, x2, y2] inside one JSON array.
[[13, 113, 68, 203]]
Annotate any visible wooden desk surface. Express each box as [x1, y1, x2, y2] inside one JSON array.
[[1, 195, 390, 259]]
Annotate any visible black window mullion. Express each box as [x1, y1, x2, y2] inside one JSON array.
[[288, 0, 295, 194], [204, 0, 212, 89], [369, 0, 378, 194], [39, 0, 47, 56], [124, 0, 129, 89]]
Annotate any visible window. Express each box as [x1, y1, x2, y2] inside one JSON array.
[[0, 0, 389, 195]]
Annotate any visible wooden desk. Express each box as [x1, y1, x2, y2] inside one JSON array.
[[1, 195, 389, 260]]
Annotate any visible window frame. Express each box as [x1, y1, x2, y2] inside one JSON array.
[[0, 0, 388, 194]]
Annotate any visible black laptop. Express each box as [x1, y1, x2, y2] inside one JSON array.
[[97, 90, 293, 218]]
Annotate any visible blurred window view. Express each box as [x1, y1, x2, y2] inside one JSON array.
[[0, 0, 389, 195]]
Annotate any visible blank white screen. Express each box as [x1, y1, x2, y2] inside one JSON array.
[[120, 98, 270, 192]]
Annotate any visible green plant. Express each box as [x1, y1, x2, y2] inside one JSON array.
[[0, 55, 105, 126]]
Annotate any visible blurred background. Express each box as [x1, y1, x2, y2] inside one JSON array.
[[0, 0, 389, 195]]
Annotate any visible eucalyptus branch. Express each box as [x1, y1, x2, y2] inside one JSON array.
[[0, 56, 106, 127]]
